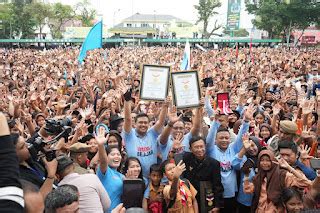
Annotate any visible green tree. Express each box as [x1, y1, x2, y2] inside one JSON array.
[[245, 0, 320, 39], [223, 28, 249, 37], [0, 4, 13, 38], [26, 2, 52, 38], [194, 0, 222, 38], [48, 3, 75, 38], [10, 0, 36, 38], [74, 0, 96, 27]]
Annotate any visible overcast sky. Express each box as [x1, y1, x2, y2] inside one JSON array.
[[54, 0, 254, 30]]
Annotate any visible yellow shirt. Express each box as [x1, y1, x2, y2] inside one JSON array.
[[163, 179, 197, 213]]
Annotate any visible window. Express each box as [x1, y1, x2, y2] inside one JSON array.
[[126, 23, 132, 27], [141, 23, 149, 27]]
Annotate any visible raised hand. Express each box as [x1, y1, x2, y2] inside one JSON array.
[[119, 81, 131, 97], [14, 118, 24, 134], [297, 92, 307, 105], [79, 105, 94, 120], [125, 168, 137, 179], [253, 124, 260, 137], [243, 104, 254, 121], [302, 99, 314, 115], [299, 144, 312, 160], [39, 91, 46, 101], [205, 86, 215, 97], [301, 125, 311, 139], [168, 106, 181, 125], [272, 103, 282, 116], [24, 113, 33, 123], [163, 96, 171, 108], [277, 157, 291, 170], [173, 160, 186, 179], [95, 126, 108, 145], [242, 133, 251, 150], [30, 92, 38, 101], [243, 179, 254, 194], [75, 119, 85, 131], [172, 132, 184, 151], [57, 100, 69, 109]]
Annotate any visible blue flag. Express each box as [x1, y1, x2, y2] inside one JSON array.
[[78, 20, 103, 63]]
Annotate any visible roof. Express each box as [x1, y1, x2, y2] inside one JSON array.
[[109, 26, 156, 34], [123, 13, 185, 23]]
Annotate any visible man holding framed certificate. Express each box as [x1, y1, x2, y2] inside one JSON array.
[[122, 88, 169, 178]]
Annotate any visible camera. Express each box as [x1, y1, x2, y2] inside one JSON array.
[[28, 117, 72, 161], [44, 118, 72, 135]]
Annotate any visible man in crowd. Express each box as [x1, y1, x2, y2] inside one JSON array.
[[69, 142, 91, 174], [122, 89, 168, 177], [182, 136, 224, 213], [56, 154, 110, 212], [278, 140, 316, 180], [45, 184, 80, 213]]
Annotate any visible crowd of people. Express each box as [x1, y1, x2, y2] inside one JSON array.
[[0, 45, 319, 213]]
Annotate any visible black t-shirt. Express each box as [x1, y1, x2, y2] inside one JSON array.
[[19, 159, 46, 189], [0, 135, 24, 212]]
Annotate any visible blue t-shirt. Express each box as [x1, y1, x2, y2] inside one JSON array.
[[97, 166, 124, 212], [232, 154, 255, 206], [159, 132, 192, 161], [122, 127, 160, 178], [206, 121, 249, 198]]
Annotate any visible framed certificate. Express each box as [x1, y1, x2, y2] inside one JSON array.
[[171, 71, 201, 109], [139, 64, 171, 101]]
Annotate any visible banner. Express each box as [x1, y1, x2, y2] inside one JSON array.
[[226, 0, 241, 31]]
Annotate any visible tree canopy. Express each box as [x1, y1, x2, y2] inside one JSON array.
[[194, 0, 222, 38], [0, 0, 96, 39], [245, 0, 320, 39], [223, 28, 250, 37], [74, 0, 97, 27]]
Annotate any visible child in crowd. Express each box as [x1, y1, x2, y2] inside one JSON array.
[[143, 164, 164, 213], [162, 160, 198, 213]]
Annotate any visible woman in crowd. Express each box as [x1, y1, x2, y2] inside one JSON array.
[[122, 157, 144, 181], [96, 128, 124, 212], [243, 149, 312, 213], [281, 187, 304, 213]]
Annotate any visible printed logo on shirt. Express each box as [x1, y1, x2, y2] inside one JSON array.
[[220, 161, 232, 172], [137, 146, 154, 157]]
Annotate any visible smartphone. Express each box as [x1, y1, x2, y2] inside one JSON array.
[[203, 77, 213, 87], [174, 153, 184, 165], [122, 179, 145, 209], [310, 158, 320, 170], [217, 93, 231, 114]]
